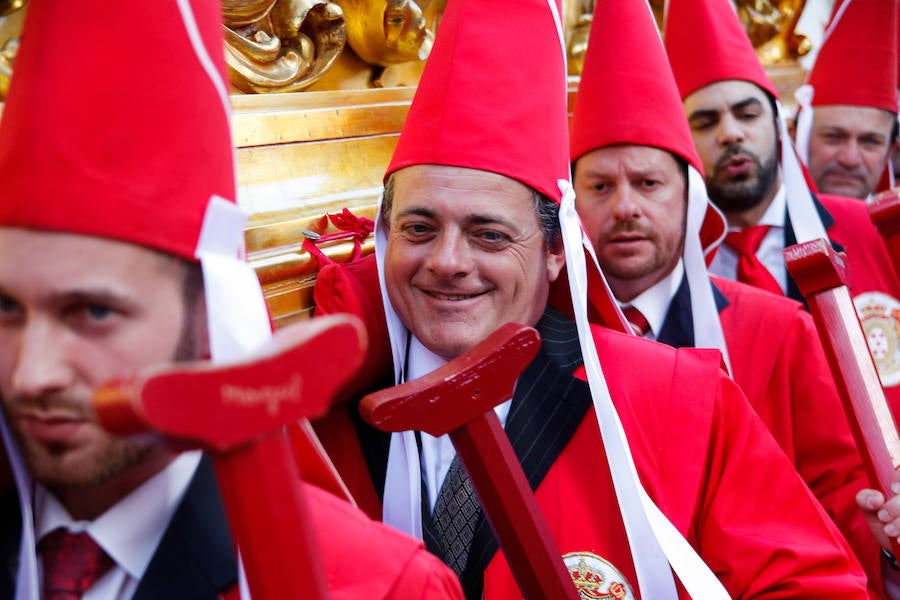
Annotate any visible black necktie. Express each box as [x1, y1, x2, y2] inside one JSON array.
[[431, 456, 482, 577]]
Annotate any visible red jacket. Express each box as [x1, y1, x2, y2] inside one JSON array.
[[318, 309, 868, 598]]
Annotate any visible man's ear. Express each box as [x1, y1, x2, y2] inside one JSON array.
[[546, 247, 566, 283]]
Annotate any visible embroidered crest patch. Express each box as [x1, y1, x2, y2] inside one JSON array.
[[854, 291, 900, 387], [563, 552, 635, 600]]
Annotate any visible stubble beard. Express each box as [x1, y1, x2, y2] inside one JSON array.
[[706, 146, 780, 214]]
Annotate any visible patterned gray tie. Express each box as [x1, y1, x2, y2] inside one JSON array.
[[432, 455, 482, 576]]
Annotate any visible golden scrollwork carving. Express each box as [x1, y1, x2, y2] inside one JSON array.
[[335, 0, 437, 67], [567, 0, 810, 76], [737, 0, 810, 65], [0, 36, 16, 98], [224, 0, 346, 93], [566, 0, 594, 76], [0, 0, 24, 99], [0, 0, 24, 18]]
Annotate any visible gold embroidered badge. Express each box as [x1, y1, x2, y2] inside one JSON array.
[[563, 552, 635, 600], [854, 291, 900, 387]]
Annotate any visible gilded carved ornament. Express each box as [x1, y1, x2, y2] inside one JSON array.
[[223, 0, 347, 93], [566, 0, 810, 77]]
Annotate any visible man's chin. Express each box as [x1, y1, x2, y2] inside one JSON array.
[[23, 435, 156, 491]]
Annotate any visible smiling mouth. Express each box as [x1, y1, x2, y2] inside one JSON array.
[[424, 290, 484, 301]]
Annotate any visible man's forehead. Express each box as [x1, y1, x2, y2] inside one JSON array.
[[577, 144, 681, 173], [0, 227, 179, 281], [812, 104, 897, 132], [685, 79, 769, 110]]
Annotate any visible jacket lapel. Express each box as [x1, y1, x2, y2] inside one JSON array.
[[657, 276, 729, 349], [784, 193, 839, 305], [133, 455, 237, 600]]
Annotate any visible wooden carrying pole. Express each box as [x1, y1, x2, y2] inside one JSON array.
[[869, 189, 900, 278], [785, 239, 900, 556], [361, 323, 578, 600], [92, 315, 369, 600]]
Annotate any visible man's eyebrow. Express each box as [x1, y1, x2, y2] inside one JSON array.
[[687, 108, 720, 124], [468, 214, 518, 230], [730, 97, 762, 112], [394, 206, 437, 220]]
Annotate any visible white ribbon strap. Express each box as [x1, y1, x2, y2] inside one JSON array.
[[793, 84, 814, 165], [684, 167, 731, 372], [559, 181, 731, 600], [375, 194, 428, 539], [777, 100, 829, 244]]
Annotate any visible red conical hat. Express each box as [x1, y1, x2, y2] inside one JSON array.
[[0, 0, 234, 261], [385, 0, 568, 203], [571, 0, 728, 365], [807, 0, 898, 113], [664, 0, 778, 100]]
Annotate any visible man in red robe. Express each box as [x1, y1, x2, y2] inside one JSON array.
[[570, 0, 882, 594], [665, 0, 900, 432]]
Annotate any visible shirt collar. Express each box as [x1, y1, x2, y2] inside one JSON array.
[[753, 185, 786, 229], [35, 450, 202, 580], [621, 260, 684, 339]]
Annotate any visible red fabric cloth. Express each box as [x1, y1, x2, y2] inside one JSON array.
[[665, 0, 779, 101], [712, 276, 882, 596], [807, 0, 898, 113], [40, 530, 114, 599], [0, 0, 234, 261], [306, 483, 464, 599], [724, 226, 784, 295], [480, 327, 867, 599]]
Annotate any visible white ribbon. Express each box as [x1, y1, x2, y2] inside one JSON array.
[[684, 167, 732, 372], [558, 181, 731, 600], [793, 84, 814, 165], [776, 99, 829, 244], [374, 195, 428, 539]]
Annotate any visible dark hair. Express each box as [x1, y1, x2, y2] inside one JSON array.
[[381, 172, 562, 253]]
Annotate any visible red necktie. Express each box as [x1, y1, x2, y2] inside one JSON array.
[[724, 225, 783, 295], [623, 306, 650, 337], [40, 529, 115, 599]]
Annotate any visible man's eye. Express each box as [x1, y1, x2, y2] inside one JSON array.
[[473, 230, 512, 248], [691, 119, 715, 131], [86, 304, 113, 320], [400, 222, 434, 239], [641, 179, 660, 189], [0, 295, 21, 318], [736, 111, 759, 121]]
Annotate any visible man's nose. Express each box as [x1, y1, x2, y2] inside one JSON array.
[[427, 230, 475, 277], [11, 319, 74, 399], [717, 114, 745, 147], [611, 186, 640, 221], [836, 139, 863, 168]]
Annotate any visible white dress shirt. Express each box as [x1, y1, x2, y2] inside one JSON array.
[[620, 261, 685, 340], [34, 451, 202, 600], [710, 186, 788, 293]]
